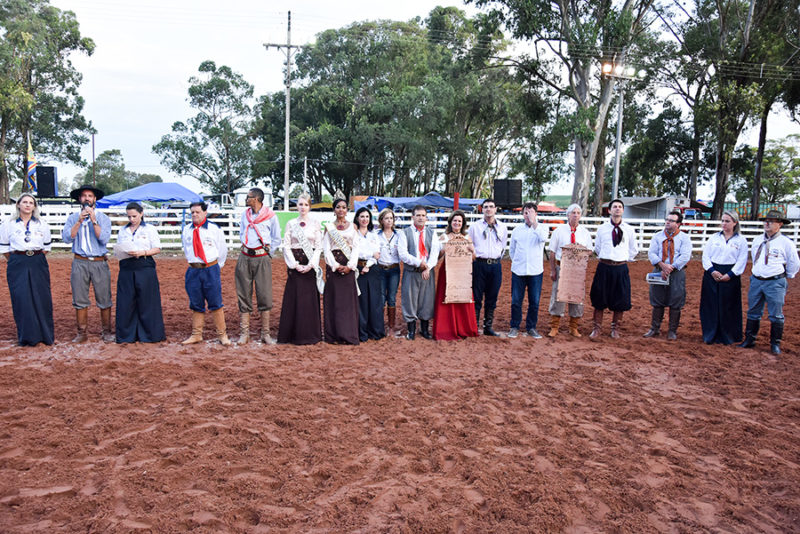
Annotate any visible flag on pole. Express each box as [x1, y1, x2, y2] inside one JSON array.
[[26, 135, 38, 193]]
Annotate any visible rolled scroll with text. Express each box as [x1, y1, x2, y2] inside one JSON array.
[[556, 243, 592, 305], [444, 235, 474, 304]]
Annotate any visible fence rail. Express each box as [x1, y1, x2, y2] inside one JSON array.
[[2, 206, 798, 253]]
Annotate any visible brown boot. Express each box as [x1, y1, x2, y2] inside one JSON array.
[[260, 310, 275, 344], [387, 306, 398, 336], [181, 311, 205, 345], [547, 315, 561, 337], [211, 308, 231, 345], [589, 309, 603, 339], [569, 316, 582, 338], [238, 312, 250, 344], [72, 308, 89, 343], [610, 311, 623, 339], [100, 307, 115, 343]]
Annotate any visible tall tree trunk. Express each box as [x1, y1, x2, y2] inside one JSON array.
[[592, 125, 608, 215], [751, 95, 775, 220], [0, 116, 9, 204], [687, 120, 701, 201]]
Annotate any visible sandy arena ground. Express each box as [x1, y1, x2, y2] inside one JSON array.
[[0, 254, 798, 533]]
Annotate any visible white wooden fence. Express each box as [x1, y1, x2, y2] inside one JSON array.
[[2, 206, 798, 253]]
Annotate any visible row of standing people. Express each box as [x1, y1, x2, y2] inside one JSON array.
[[1, 190, 797, 354]]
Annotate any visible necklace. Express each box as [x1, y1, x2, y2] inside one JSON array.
[[336, 220, 347, 230]]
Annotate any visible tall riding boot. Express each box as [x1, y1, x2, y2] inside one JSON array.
[[406, 321, 416, 340], [610, 311, 623, 339], [666, 309, 681, 340], [569, 316, 582, 338], [420, 320, 432, 339], [738, 319, 760, 348], [100, 308, 115, 343], [483, 308, 499, 337], [589, 309, 603, 339], [474, 304, 482, 331], [547, 315, 561, 338], [211, 308, 231, 346], [387, 306, 398, 336], [260, 310, 275, 344], [643, 307, 664, 338], [181, 311, 205, 344], [238, 312, 251, 344], [72, 308, 89, 343], [769, 321, 784, 355]]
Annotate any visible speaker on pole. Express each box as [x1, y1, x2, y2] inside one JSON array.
[[36, 166, 58, 197], [493, 179, 522, 208]]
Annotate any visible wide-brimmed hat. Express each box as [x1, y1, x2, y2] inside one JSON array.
[[759, 209, 791, 225], [70, 185, 105, 202]]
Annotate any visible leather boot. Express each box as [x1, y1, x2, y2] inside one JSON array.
[[420, 320, 432, 339], [72, 308, 89, 343], [769, 321, 783, 355], [181, 311, 205, 344], [483, 308, 499, 337], [666, 308, 681, 340], [238, 312, 250, 344], [547, 315, 560, 338], [387, 306, 398, 336], [260, 310, 275, 344], [610, 311, 623, 339], [738, 319, 760, 348], [643, 307, 664, 338], [100, 307, 115, 343], [212, 308, 231, 345], [569, 316, 582, 338], [589, 309, 603, 339], [406, 321, 416, 340]]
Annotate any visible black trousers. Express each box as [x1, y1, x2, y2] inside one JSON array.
[[357, 267, 385, 341], [115, 257, 166, 343], [7, 253, 54, 346]]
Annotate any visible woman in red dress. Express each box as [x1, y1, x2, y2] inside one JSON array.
[[433, 210, 479, 340]]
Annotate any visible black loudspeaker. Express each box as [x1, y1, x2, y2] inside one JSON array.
[[36, 166, 57, 197], [494, 179, 522, 208]]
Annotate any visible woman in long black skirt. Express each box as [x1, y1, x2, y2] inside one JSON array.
[[699, 210, 749, 344], [278, 193, 323, 344], [322, 198, 361, 344], [0, 193, 54, 346], [113, 202, 165, 343], [354, 207, 385, 341]]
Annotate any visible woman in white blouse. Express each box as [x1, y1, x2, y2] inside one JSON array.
[[376, 208, 401, 335], [278, 193, 323, 344], [699, 210, 749, 344], [322, 198, 361, 344], [0, 193, 54, 346], [114, 202, 165, 343], [354, 207, 384, 341]]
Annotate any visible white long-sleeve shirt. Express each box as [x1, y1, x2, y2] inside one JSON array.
[[594, 220, 638, 262], [701, 232, 749, 276], [182, 220, 228, 267], [509, 222, 549, 276]]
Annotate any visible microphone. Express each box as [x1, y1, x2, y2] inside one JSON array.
[[81, 202, 92, 224]]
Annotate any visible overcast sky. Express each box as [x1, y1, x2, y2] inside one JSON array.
[[47, 0, 799, 199]]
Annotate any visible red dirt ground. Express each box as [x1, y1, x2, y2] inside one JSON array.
[[0, 254, 798, 533]]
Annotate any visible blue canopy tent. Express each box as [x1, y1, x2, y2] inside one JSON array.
[[95, 182, 202, 208], [354, 192, 483, 212]]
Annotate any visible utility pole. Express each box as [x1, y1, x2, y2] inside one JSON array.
[[264, 11, 302, 211]]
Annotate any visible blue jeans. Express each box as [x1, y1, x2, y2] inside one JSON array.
[[379, 265, 400, 307], [510, 273, 543, 330], [746, 276, 787, 324]]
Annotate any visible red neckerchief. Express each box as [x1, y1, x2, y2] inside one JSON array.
[[193, 218, 208, 263]]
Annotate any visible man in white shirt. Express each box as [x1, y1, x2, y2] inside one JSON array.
[[398, 205, 440, 340], [468, 199, 508, 336], [589, 199, 639, 339], [547, 203, 593, 337], [235, 188, 281, 344], [739, 209, 800, 355], [181, 201, 230, 345], [507, 203, 549, 338]]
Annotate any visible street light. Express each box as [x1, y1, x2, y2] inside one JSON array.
[[601, 61, 646, 200]]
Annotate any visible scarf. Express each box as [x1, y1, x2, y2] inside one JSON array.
[[611, 219, 622, 247], [244, 205, 275, 248], [193, 219, 208, 263], [570, 226, 577, 244], [417, 227, 428, 260], [661, 229, 680, 263], [754, 231, 780, 265]]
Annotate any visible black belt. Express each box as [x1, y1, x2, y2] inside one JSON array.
[[403, 265, 428, 273], [475, 258, 501, 265], [379, 263, 399, 270], [12, 250, 44, 256], [754, 273, 786, 281]]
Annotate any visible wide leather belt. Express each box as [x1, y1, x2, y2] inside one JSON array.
[[75, 254, 107, 262], [599, 259, 626, 266], [754, 273, 786, 281], [475, 258, 501, 265], [189, 259, 219, 269], [241, 245, 269, 257], [379, 263, 399, 270], [13, 250, 44, 256]]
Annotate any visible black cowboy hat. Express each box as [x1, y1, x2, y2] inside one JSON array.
[[759, 209, 791, 226], [70, 184, 105, 202]]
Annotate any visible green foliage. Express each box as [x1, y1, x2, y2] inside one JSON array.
[[71, 149, 162, 195], [153, 61, 254, 194], [729, 136, 800, 203], [0, 0, 95, 202]]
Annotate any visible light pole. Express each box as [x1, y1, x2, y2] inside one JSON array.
[[601, 62, 645, 200]]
